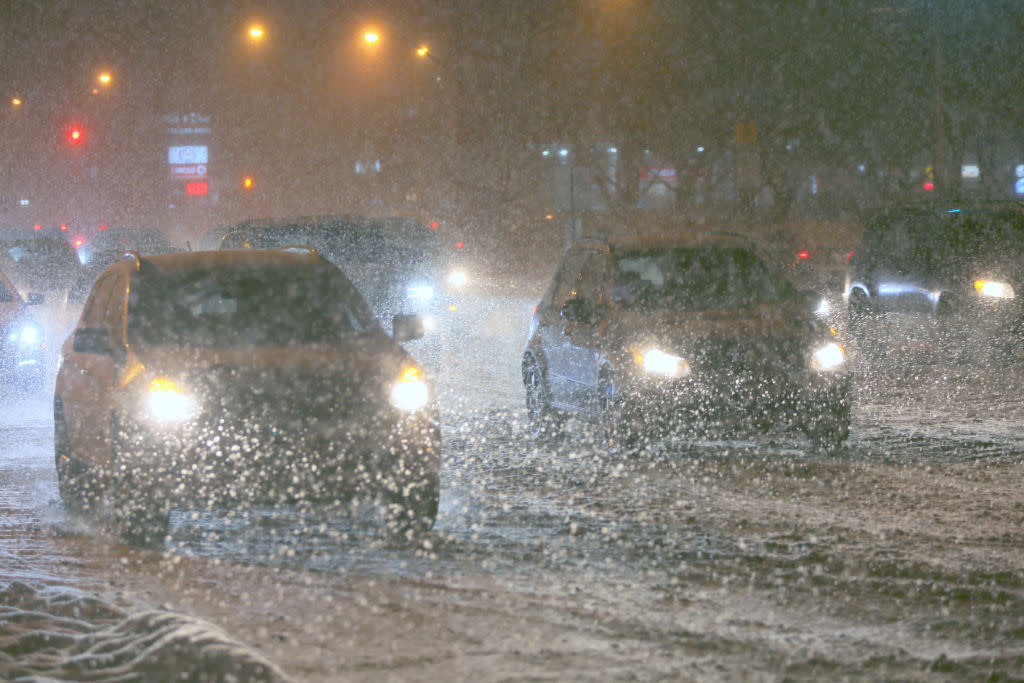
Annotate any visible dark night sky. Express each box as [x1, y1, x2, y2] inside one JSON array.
[[2, 0, 1022, 229]]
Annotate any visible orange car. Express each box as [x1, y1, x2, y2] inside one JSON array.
[[54, 247, 440, 546]]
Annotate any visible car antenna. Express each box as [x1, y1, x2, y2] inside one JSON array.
[[186, 240, 193, 252]]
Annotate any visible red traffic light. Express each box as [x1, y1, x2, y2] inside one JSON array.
[[66, 124, 85, 145]]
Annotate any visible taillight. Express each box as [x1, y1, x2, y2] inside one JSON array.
[[797, 250, 810, 260], [846, 250, 855, 264]]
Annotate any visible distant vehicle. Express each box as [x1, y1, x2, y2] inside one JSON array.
[[0, 236, 83, 310], [220, 214, 466, 337], [0, 266, 46, 392], [54, 248, 440, 546], [844, 202, 1024, 356], [67, 227, 183, 309], [522, 229, 852, 452]]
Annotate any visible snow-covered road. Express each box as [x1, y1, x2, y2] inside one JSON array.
[[2, 291, 1023, 681]]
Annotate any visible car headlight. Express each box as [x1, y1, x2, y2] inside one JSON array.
[[634, 348, 691, 378], [389, 366, 431, 412], [407, 285, 435, 302], [447, 268, 468, 287], [810, 341, 846, 372], [9, 322, 43, 348], [814, 297, 831, 318], [974, 280, 1015, 299], [146, 377, 198, 423]]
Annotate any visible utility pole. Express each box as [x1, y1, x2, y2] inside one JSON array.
[[931, 4, 948, 196]]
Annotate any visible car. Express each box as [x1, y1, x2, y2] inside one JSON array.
[[844, 202, 1024, 357], [0, 236, 84, 310], [219, 215, 462, 339], [66, 227, 184, 310], [53, 247, 441, 546], [0, 266, 47, 392], [522, 228, 852, 452]]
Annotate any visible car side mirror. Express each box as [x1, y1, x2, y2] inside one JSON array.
[[72, 327, 116, 355], [26, 292, 44, 306], [560, 297, 593, 324], [393, 314, 425, 342]]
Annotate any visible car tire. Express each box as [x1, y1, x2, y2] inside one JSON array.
[[54, 405, 102, 515], [385, 478, 439, 540], [804, 402, 851, 453], [114, 499, 171, 548], [847, 289, 871, 334], [524, 356, 562, 441], [599, 374, 641, 455], [110, 413, 170, 548]]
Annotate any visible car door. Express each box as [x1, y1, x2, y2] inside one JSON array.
[[60, 271, 127, 466], [559, 250, 613, 412], [866, 214, 939, 313], [537, 249, 589, 406]]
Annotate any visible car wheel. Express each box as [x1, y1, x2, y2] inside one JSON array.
[[110, 413, 170, 548], [847, 289, 871, 333], [598, 374, 641, 454], [384, 478, 439, 540], [54, 405, 102, 515], [804, 402, 851, 453], [524, 356, 561, 441], [115, 500, 171, 548]]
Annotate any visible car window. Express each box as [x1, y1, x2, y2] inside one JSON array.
[[126, 265, 377, 348], [550, 251, 590, 308], [576, 251, 612, 306], [80, 272, 119, 328], [614, 247, 779, 311]]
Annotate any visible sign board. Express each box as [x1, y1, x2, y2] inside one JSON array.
[[185, 181, 208, 196], [168, 145, 208, 165], [170, 164, 208, 179]]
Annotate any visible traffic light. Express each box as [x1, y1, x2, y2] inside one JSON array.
[[66, 124, 85, 146]]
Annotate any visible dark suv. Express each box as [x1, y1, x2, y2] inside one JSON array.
[[844, 202, 1024, 356], [522, 231, 853, 452], [220, 215, 453, 332]]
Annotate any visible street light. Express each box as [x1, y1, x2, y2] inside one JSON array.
[[248, 23, 266, 43], [97, 71, 112, 86], [11, 97, 22, 107], [364, 31, 380, 44]]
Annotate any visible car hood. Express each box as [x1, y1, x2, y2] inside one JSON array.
[[607, 304, 829, 372], [125, 335, 420, 396]]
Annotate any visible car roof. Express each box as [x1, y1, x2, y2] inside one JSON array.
[[110, 248, 327, 276], [226, 214, 368, 233], [868, 200, 1024, 220], [574, 228, 760, 253]]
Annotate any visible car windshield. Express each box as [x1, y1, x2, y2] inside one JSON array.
[[127, 265, 377, 348], [613, 247, 780, 311]]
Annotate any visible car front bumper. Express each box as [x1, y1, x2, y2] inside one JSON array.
[[113, 408, 441, 508], [616, 369, 852, 436]]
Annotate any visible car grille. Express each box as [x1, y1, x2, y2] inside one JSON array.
[[189, 364, 386, 444], [690, 337, 804, 380]]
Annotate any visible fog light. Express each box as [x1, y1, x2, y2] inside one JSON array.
[[389, 366, 430, 412], [147, 377, 198, 422]]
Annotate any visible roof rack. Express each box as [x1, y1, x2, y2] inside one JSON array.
[[120, 250, 143, 271], [275, 244, 320, 257]]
